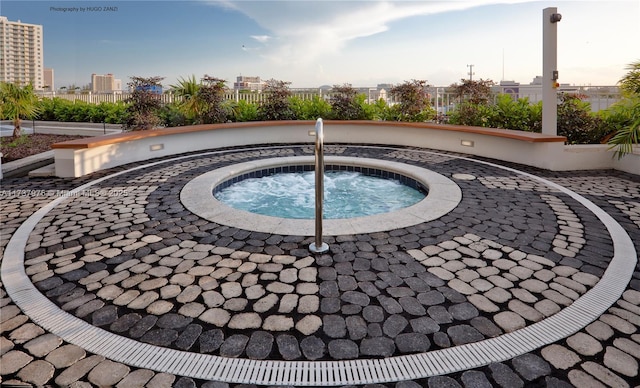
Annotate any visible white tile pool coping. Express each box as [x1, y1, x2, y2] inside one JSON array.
[[180, 156, 463, 236], [1, 146, 637, 386]]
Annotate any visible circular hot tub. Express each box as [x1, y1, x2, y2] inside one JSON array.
[[213, 165, 427, 219], [181, 156, 462, 236]]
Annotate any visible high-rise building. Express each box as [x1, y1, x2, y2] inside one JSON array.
[[0, 16, 44, 89], [43, 68, 54, 90], [91, 73, 122, 93], [234, 76, 264, 91]]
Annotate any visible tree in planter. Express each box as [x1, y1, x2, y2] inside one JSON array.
[[258, 79, 295, 121], [123, 76, 164, 131], [557, 93, 608, 144], [329, 84, 367, 120], [389, 79, 434, 122], [608, 60, 640, 159], [169, 75, 203, 124], [198, 75, 230, 124], [447, 101, 493, 127], [447, 79, 495, 127], [488, 94, 542, 132], [0, 81, 40, 139], [450, 78, 494, 105]]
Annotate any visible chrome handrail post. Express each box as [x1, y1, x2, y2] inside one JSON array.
[[309, 118, 329, 253]]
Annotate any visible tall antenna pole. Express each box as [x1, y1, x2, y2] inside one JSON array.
[[502, 49, 505, 81], [467, 64, 475, 81]]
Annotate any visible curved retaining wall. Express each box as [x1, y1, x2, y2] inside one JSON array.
[[51, 120, 638, 178]]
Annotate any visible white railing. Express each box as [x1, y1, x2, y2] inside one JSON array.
[[40, 85, 621, 112]]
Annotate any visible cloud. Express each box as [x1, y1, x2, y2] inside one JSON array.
[[251, 35, 271, 43], [209, 0, 533, 66]]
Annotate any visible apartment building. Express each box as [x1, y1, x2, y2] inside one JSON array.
[[0, 16, 44, 89], [234, 75, 264, 91], [43, 67, 54, 90], [91, 73, 122, 93]]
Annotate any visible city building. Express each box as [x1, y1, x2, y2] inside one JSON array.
[[43, 68, 54, 90], [492, 77, 617, 111], [234, 75, 264, 91], [0, 16, 44, 89], [90, 73, 122, 93]]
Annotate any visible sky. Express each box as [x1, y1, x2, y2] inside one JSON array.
[[1, 0, 639, 89]]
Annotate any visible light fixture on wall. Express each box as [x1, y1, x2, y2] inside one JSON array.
[[461, 140, 475, 147]]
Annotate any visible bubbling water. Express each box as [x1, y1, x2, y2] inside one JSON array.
[[214, 171, 425, 219]]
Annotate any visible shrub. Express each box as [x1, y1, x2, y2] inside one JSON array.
[[488, 94, 541, 132], [38, 98, 128, 124], [258, 79, 295, 121], [228, 100, 259, 122], [123, 76, 164, 131], [608, 60, 640, 158], [37, 97, 60, 121], [290, 95, 332, 120], [159, 102, 188, 127], [448, 101, 493, 127], [557, 93, 607, 144], [95, 101, 128, 124], [389, 80, 435, 122], [605, 96, 640, 158], [450, 78, 494, 105], [198, 76, 229, 124], [329, 84, 368, 120], [369, 99, 396, 121]]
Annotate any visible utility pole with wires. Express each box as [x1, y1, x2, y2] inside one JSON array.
[[467, 64, 475, 81]]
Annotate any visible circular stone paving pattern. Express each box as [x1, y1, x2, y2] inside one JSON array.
[[6, 144, 634, 385]]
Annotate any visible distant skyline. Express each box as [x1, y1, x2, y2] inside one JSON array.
[[2, 0, 639, 89]]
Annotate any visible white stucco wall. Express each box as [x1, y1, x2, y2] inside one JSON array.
[[53, 122, 639, 178]]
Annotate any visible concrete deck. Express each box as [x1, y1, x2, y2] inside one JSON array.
[[1, 144, 639, 387]]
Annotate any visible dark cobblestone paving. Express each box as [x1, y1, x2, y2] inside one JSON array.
[[1, 144, 639, 387]]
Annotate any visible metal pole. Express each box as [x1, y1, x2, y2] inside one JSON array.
[[542, 7, 561, 135], [309, 118, 329, 254]]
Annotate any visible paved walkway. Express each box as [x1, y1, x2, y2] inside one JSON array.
[[1, 144, 639, 387]]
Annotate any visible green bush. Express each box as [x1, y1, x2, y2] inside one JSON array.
[[123, 76, 165, 131], [258, 79, 296, 121], [604, 96, 640, 158], [557, 93, 607, 144], [37, 97, 59, 121], [368, 99, 396, 121], [96, 101, 128, 124], [608, 61, 640, 158], [328, 84, 369, 120], [448, 101, 493, 127], [159, 102, 188, 127], [389, 80, 435, 122], [488, 94, 542, 132], [228, 100, 259, 122], [36, 98, 127, 124], [290, 96, 332, 120]]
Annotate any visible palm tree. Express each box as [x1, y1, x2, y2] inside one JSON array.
[[619, 60, 640, 97], [0, 82, 40, 139], [608, 60, 640, 159], [170, 75, 204, 123]]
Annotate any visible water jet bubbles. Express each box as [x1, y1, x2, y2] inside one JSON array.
[[215, 170, 424, 220]]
